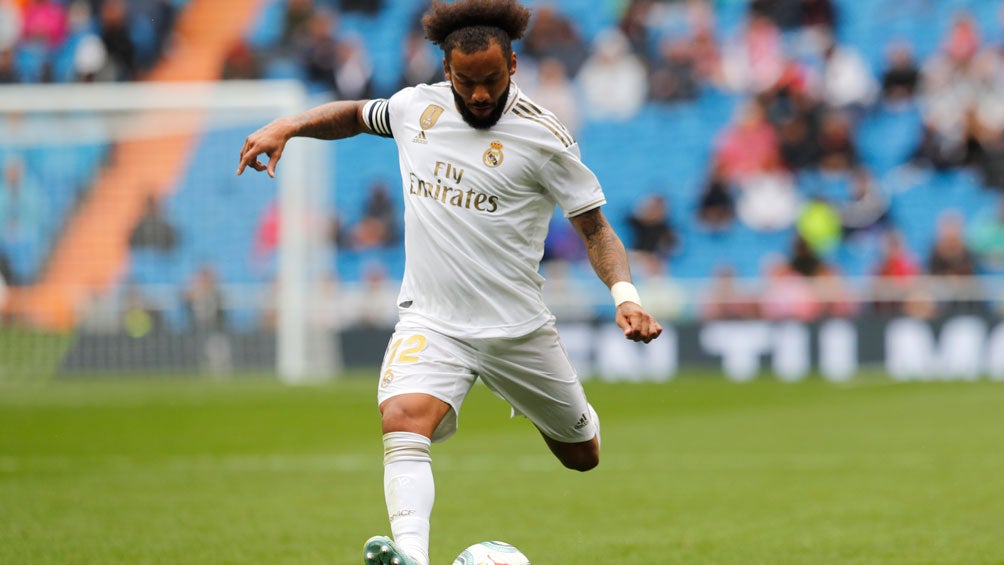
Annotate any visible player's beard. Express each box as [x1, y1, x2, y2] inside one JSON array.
[[452, 83, 510, 130]]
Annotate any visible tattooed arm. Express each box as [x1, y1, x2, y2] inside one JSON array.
[[237, 100, 370, 178], [569, 207, 663, 343]]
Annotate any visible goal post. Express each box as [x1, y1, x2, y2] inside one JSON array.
[[0, 80, 339, 383]]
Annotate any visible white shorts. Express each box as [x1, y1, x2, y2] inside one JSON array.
[[376, 320, 595, 444]]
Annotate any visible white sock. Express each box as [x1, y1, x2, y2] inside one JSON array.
[[588, 403, 601, 448], [383, 432, 433, 565]]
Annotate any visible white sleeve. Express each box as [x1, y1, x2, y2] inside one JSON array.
[[538, 144, 607, 217]]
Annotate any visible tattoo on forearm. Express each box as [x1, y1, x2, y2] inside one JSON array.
[[576, 209, 632, 287], [291, 102, 362, 140]]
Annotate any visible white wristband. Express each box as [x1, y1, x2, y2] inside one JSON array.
[[610, 281, 641, 307]]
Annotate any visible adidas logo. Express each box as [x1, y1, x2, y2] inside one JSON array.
[[573, 412, 589, 430], [412, 131, 428, 144]]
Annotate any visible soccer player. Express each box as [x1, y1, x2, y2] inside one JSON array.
[[236, 1, 663, 563]]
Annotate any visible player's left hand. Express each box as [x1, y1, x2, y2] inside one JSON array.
[[615, 302, 663, 343]]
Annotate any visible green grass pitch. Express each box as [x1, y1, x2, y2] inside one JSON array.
[[2, 374, 1003, 564]]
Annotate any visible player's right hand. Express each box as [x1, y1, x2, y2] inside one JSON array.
[[237, 118, 293, 178]]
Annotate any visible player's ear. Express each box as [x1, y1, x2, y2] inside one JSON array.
[[442, 55, 451, 81], [509, 52, 517, 75]]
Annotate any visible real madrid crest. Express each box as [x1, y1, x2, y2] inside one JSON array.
[[483, 141, 504, 168], [380, 368, 394, 388]]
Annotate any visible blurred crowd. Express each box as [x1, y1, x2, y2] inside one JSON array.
[[5, 0, 1004, 330], [0, 0, 181, 83]]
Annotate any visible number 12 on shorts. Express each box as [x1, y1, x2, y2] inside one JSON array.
[[385, 334, 428, 366]]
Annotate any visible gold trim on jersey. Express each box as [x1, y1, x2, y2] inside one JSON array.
[[566, 198, 606, 217], [512, 101, 575, 148], [504, 88, 521, 114]]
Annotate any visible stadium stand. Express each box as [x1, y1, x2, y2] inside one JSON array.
[[5, 0, 1004, 331]]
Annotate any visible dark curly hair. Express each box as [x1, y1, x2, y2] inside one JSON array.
[[422, 0, 531, 61]]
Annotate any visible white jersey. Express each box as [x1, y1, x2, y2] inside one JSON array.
[[361, 82, 606, 339]]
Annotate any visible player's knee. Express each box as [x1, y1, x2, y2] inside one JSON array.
[[560, 445, 599, 472], [380, 397, 441, 435], [381, 403, 421, 432]]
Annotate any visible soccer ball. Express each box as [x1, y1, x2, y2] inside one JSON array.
[[452, 540, 531, 565]]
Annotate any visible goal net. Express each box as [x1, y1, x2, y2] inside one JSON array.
[[0, 80, 337, 383]]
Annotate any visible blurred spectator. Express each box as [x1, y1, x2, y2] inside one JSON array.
[[818, 34, 877, 116], [183, 264, 226, 332], [927, 210, 980, 313], [183, 264, 231, 374], [870, 230, 929, 316], [721, 12, 784, 94], [873, 229, 920, 279], [928, 210, 976, 278], [221, 38, 263, 80], [735, 160, 801, 231], [701, 264, 759, 320], [696, 162, 735, 232], [331, 33, 373, 100], [967, 195, 1004, 272], [912, 11, 984, 170], [648, 35, 700, 103], [968, 50, 1004, 185], [73, 32, 110, 81], [789, 233, 826, 277], [776, 89, 825, 171], [522, 6, 587, 77], [0, 48, 16, 83], [399, 29, 443, 89], [252, 199, 279, 270], [351, 180, 398, 249], [777, 113, 820, 171], [689, 3, 722, 86], [759, 254, 821, 321], [328, 211, 351, 250], [796, 196, 841, 255], [299, 9, 341, 92], [714, 100, 782, 180], [617, 0, 651, 58], [129, 194, 177, 253], [761, 57, 817, 120], [281, 0, 316, 52], [98, 0, 137, 80], [625, 193, 679, 270], [839, 168, 890, 241], [521, 57, 580, 134], [577, 30, 647, 121], [21, 0, 68, 49], [942, 10, 981, 67], [880, 39, 920, 106], [817, 111, 859, 172]]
